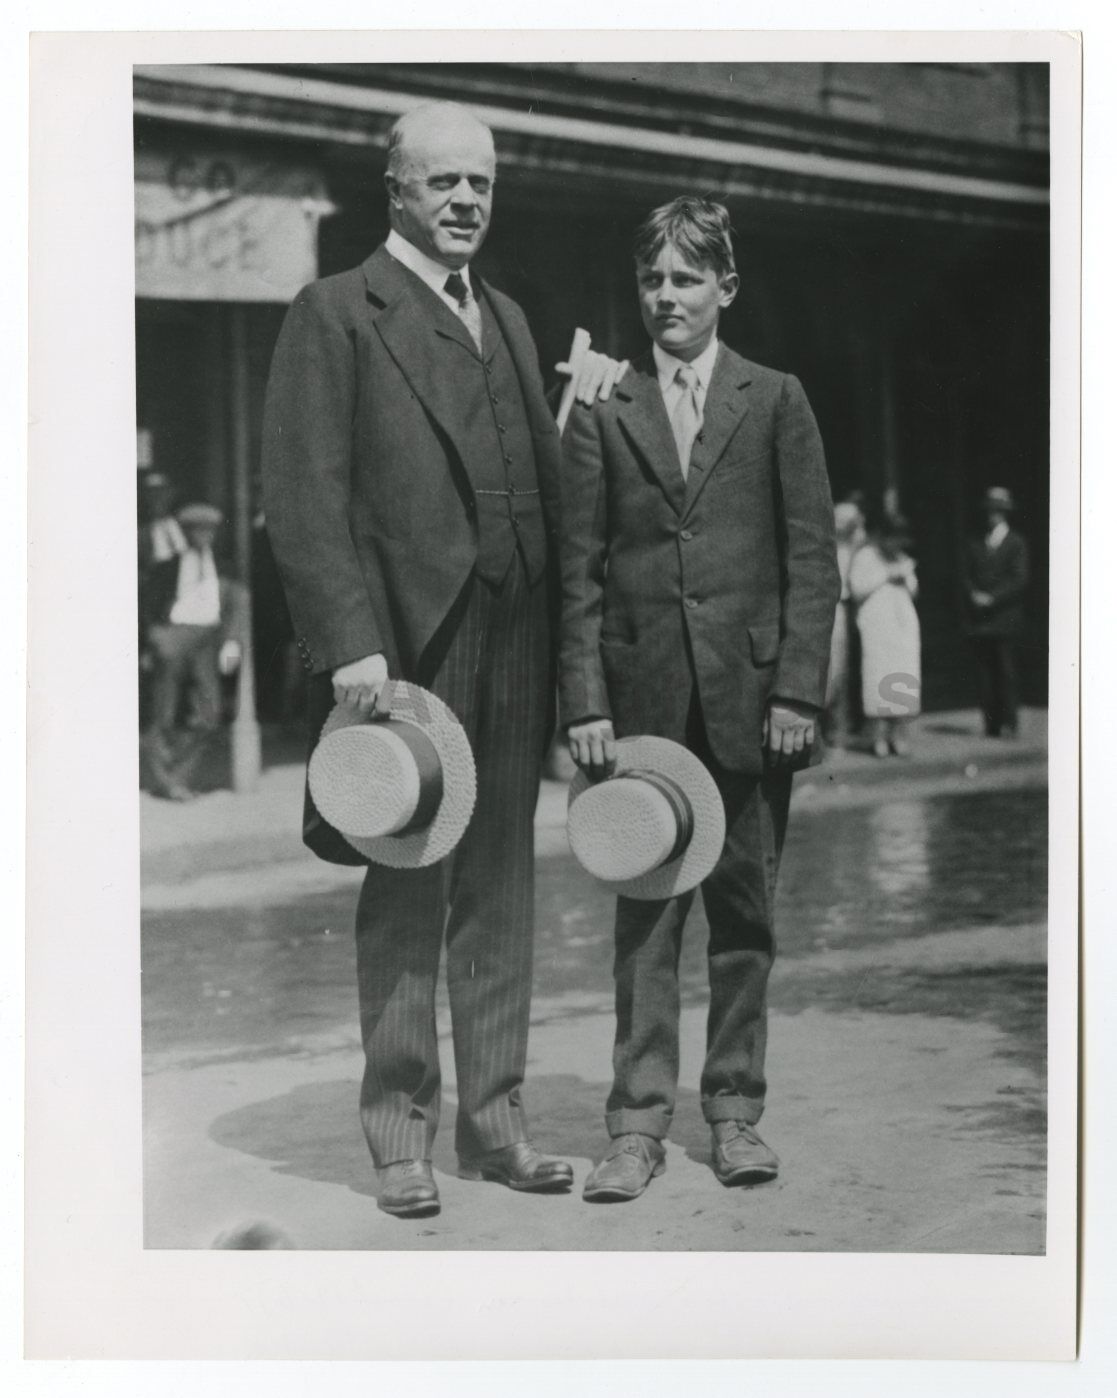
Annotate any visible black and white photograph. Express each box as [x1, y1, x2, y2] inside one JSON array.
[[25, 20, 1087, 1368]]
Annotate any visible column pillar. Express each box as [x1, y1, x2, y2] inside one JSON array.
[[227, 303, 262, 792]]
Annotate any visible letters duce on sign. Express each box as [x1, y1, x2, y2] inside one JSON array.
[[134, 142, 333, 304], [134, 211, 263, 277]]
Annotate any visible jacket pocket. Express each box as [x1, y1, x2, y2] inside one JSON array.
[[748, 624, 781, 665]]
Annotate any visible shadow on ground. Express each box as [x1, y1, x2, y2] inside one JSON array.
[[207, 1073, 717, 1193]]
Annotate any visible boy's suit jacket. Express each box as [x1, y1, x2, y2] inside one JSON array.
[[559, 345, 840, 776]]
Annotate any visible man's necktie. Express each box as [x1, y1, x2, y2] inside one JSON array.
[[444, 272, 484, 353], [669, 364, 703, 481]]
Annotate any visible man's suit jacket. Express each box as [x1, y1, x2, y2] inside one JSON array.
[[262, 244, 564, 682], [965, 529, 1029, 638], [262, 244, 564, 862], [559, 346, 840, 777]]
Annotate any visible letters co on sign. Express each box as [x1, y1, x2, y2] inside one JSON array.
[[134, 139, 335, 303]]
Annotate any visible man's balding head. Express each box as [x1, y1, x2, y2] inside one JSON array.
[[385, 103, 497, 269]]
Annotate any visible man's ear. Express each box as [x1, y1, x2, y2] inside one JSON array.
[[718, 272, 740, 310], [384, 172, 401, 208]]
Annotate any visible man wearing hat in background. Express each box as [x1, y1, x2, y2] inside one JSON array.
[[560, 196, 839, 1202], [143, 503, 243, 801], [966, 486, 1030, 739], [263, 101, 623, 1219]]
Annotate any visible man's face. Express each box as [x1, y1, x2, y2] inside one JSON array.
[[387, 115, 496, 269], [636, 244, 738, 362]]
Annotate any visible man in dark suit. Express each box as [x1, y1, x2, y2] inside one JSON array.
[[560, 197, 839, 1201], [262, 102, 620, 1219], [966, 486, 1030, 739]]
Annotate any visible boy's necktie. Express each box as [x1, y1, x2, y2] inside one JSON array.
[[444, 272, 484, 353], [669, 364, 703, 480]]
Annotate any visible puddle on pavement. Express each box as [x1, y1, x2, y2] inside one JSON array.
[[143, 787, 1048, 1070]]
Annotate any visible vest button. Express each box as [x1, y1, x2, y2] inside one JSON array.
[[498, 424, 507, 434], [685, 598, 699, 609], [680, 529, 693, 541]]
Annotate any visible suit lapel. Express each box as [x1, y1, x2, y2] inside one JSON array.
[[615, 357, 687, 514], [363, 247, 479, 465], [681, 347, 752, 518]]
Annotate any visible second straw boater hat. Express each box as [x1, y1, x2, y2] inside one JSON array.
[[308, 680, 476, 868], [566, 736, 726, 900]]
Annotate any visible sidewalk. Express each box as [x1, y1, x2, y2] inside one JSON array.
[[141, 707, 1047, 889]]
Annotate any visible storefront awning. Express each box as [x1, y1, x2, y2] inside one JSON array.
[[134, 136, 334, 302]]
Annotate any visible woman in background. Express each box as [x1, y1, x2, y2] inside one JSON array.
[[849, 508, 921, 758]]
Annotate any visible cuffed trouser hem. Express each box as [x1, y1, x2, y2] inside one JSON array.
[[605, 1108, 673, 1141], [378, 1154, 433, 1169], [702, 1095, 765, 1126]]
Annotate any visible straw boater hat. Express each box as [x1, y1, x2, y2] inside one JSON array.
[[566, 736, 726, 900], [308, 680, 476, 868]]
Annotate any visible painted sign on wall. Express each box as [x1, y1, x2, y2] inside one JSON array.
[[134, 140, 334, 302]]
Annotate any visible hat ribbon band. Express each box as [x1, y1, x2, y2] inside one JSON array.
[[624, 769, 694, 866], [375, 719, 444, 837]]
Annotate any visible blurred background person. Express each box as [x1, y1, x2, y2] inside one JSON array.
[[965, 486, 1030, 739], [142, 503, 244, 800], [823, 493, 867, 748], [849, 506, 921, 758], [137, 469, 186, 727], [137, 470, 186, 572]]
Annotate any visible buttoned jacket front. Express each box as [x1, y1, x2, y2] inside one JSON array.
[[559, 345, 840, 776]]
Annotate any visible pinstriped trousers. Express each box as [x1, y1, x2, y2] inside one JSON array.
[[354, 553, 550, 1167]]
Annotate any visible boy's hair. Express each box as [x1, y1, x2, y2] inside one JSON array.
[[633, 196, 737, 280]]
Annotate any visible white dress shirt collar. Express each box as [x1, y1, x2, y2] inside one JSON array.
[[653, 337, 720, 394], [386, 229, 474, 303]]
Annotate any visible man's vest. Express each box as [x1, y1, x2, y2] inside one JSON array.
[[417, 287, 547, 587]]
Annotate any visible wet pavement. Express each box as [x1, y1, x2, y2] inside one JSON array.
[[141, 778, 1048, 1254]]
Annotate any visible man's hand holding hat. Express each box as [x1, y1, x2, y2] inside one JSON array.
[[333, 653, 389, 715]]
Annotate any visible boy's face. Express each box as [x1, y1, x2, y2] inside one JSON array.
[[636, 244, 738, 362]]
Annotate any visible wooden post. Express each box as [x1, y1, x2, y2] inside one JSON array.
[[227, 303, 262, 792]]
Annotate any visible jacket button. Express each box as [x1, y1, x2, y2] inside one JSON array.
[[685, 598, 699, 609], [680, 529, 693, 541]]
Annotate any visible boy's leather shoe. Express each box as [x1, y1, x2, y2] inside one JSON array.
[[582, 1133, 666, 1202], [710, 1121, 779, 1185]]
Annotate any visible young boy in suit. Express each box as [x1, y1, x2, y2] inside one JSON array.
[[559, 197, 839, 1201]]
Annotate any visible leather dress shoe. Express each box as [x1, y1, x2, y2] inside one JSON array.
[[376, 1159, 440, 1218], [582, 1133, 666, 1203], [710, 1121, 779, 1186], [458, 1140, 574, 1192]]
